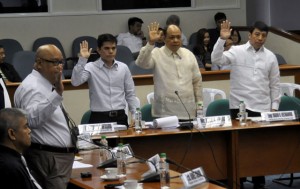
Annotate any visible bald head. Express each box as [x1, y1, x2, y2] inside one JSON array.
[[36, 44, 62, 62], [34, 44, 63, 84], [164, 25, 182, 53]]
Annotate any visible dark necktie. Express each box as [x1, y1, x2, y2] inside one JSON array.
[[0, 78, 5, 109]]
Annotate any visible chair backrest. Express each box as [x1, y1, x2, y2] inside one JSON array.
[[275, 53, 287, 65], [32, 37, 66, 59], [147, 92, 154, 104], [280, 83, 300, 96], [11, 51, 36, 80], [116, 45, 134, 66], [141, 104, 155, 121], [81, 110, 92, 124], [128, 61, 153, 75], [278, 96, 300, 116], [202, 88, 227, 116], [72, 36, 97, 58], [188, 32, 198, 46], [0, 38, 23, 64], [206, 99, 230, 117]]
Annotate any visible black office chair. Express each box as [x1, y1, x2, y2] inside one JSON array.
[[275, 53, 287, 65], [188, 32, 198, 46], [128, 61, 153, 75], [72, 36, 97, 58], [32, 37, 72, 78], [11, 51, 36, 80], [116, 45, 134, 66], [0, 38, 23, 65]]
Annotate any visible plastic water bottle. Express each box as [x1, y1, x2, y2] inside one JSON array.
[[196, 102, 204, 118], [238, 101, 247, 125], [159, 153, 170, 189], [99, 135, 109, 162], [134, 108, 142, 133], [116, 143, 126, 176]]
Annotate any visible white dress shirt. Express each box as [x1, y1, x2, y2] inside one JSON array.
[[14, 70, 72, 147], [117, 32, 143, 53], [71, 57, 138, 114], [211, 38, 281, 112], [136, 43, 202, 119]]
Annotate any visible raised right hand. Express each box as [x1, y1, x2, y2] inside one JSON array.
[[220, 20, 232, 40], [148, 22, 162, 45], [79, 40, 92, 59]]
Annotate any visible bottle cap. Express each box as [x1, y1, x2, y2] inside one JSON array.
[[197, 101, 203, 106], [118, 143, 123, 147], [101, 135, 106, 139], [160, 153, 167, 158], [136, 107, 140, 111]]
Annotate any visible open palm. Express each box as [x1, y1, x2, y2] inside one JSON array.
[[220, 20, 232, 40]]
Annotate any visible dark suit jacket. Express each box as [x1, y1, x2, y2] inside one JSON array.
[[0, 62, 22, 82]]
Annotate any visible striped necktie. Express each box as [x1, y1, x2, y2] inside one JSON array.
[[21, 155, 43, 189]]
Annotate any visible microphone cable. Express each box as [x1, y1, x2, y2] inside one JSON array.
[[174, 90, 195, 171]]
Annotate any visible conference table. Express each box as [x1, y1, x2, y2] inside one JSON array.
[[70, 149, 226, 189], [87, 119, 300, 189]]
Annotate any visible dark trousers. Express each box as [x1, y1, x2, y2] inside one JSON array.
[[231, 109, 265, 187], [89, 110, 129, 127]]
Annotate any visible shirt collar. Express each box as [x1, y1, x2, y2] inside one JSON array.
[[97, 58, 119, 69], [245, 41, 265, 52], [163, 46, 183, 58]]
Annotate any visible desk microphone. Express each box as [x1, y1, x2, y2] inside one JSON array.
[[165, 158, 228, 188], [78, 136, 117, 168], [174, 91, 194, 130]]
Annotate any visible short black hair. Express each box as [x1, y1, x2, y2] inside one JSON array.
[[249, 21, 269, 34], [0, 45, 3, 48], [128, 17, 143, 29], [166, 14, 180, 26], [214, 12, 227, 22], [97, 34, 117, 48]]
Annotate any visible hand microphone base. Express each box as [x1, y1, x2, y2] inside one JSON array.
[[139, 172, 160, 183], [178, 122, 194, 130], [97, 158, 117, 168]]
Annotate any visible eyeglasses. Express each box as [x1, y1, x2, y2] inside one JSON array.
[[39, 57, 65, 66]]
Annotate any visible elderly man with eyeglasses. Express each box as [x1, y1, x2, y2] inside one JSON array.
[[14, 44, 75, 189]]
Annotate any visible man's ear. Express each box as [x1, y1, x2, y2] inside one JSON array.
[[8, 128, 16, 141]]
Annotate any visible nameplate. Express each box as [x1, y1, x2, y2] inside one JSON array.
[[197, 115, 232, 128], [111, 144, 134, 159], [261, 111, 296, 122], [181, 167, 206, 188], [78, 122, 116, 135]]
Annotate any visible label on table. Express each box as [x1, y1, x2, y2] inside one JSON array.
[[197, 115, 232, 128], [78, 122, 116, 135], [261, 111, 296, 122], [181, 167, 206, 188]]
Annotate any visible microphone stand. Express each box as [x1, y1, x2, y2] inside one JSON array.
[[78, 135, 159, 180], [165, 158, 229, 188], [174, 91, 194, 130]]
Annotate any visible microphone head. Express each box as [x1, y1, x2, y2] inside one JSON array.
[[174, 91, 178, 95], [284, 93, 288, 96]]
